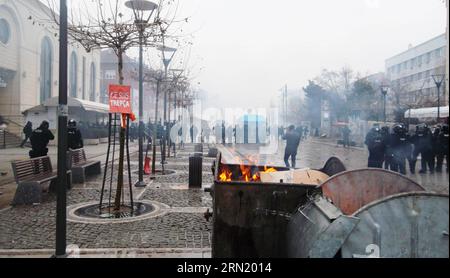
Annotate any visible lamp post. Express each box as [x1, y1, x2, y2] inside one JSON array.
[[380, 85, 389, 123], [432, 74, 445, 121], [54, 0, 68, 258], [125, 0, 158, 187], [169, 69, 184, 157], [157, 45, 177, 165]]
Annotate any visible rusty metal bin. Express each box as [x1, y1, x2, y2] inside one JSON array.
[[209, 153, 346, 258]]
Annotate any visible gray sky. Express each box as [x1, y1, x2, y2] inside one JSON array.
[[175, 0, 447, 109]]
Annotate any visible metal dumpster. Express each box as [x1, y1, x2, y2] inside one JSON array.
[[208, 153, 346, 258]]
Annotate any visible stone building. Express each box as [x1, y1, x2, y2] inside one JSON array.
[[0, 0, 100, 135], [385, 33, 447, 119]]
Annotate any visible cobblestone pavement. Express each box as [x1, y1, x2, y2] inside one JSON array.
[[0, 140, 447, 257], [218, 138, 448, 194], [0, 144, 214, 256]]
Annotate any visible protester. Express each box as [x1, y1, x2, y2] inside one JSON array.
[[20, 121, 33, 148], [342, 125, 351, 148], [282, 125, 301, 168]]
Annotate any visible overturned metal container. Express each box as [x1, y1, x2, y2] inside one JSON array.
[[286, 169, 449, 258], [208, 153, 346, 258]]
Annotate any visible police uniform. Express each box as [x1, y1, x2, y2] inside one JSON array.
[[68, 127, 84, 150], [29, 122, 55, 158], [410, 125, 434, 174], [365, 128, 385, 168], [436, 125, 449, 173], [390, 124, 410, 175]]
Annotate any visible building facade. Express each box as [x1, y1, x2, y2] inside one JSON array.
[[0, 0, 100, 123], [385, 34, 447, 118]]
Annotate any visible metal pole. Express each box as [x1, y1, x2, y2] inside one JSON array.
[[383, 94, 386, 123], [152, 79, 160, 174], [135, 26, 146, 187], [162, 64, 168, 165], [55, 0, 68, 257], [437, 84, 441, 121]]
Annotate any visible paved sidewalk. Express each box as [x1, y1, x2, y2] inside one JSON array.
[[0, 143, 213, 258]]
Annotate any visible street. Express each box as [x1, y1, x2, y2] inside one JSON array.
[[0, 138, 448, 257]]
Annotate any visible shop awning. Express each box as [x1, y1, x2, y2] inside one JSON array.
[[24, 97, 110, 114], [404, 106, 449, 119]]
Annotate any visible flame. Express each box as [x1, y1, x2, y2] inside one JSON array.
[[219, 165, 233, 182], [218, 162, 278, 183], [263, 166, 277, 173]]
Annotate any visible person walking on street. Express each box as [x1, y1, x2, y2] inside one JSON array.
[[29, 121, 54, 158], [67, 119, 84, 150], [282, 125, 301, 168], [20, 121, 33, 148], [342, 125, 351, 148]]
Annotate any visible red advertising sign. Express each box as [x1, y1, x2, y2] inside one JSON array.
[[109, 84, 132, 114]]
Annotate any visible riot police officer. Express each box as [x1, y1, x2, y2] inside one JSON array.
[[381, 126, 393, 170], [67, 119, 84, 150], [365, 127, 385, 168], [390, 124, 410, 175], [29, 121, 55, 158], [431, 125, 441, 172], [436, 124, 449, 173], [410, 124, 434, 174]]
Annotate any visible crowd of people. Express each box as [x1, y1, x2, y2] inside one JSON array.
[[365, 123, 449, 174]]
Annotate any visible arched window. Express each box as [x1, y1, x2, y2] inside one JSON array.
[[0, 18, 11, 44], [70, 51, 78, 97], [89, 62, 96, 101], [40, 37, 53, 103]]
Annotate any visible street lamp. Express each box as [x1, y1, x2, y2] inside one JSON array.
[[125, 0, 158, 187], [431, 74, 445, 121], [169, 69, 184, 157], [54, 0, 68, 258], [380, 85, 389, 123], [157, 45, 177, 165]]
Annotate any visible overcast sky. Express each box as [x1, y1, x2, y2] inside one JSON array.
[[173, 0, 447, 109]]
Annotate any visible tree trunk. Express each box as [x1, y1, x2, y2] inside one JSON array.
[[114, 49, 126, 212]]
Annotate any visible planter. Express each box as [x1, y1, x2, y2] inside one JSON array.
[[99, 137, 109, 144]]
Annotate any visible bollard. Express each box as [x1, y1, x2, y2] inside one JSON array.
[[194, 143, 203, 153], [189, 155, 202, 188]]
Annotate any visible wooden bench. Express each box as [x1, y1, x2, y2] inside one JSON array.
[[11, 156, 72, 205], [70, 148, 101, 183]]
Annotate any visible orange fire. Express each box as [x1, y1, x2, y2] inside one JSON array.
[[219, 165, 233, 182], [218, 163, 278, 182]]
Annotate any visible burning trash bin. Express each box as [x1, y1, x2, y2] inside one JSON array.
[[208, 153, 346, 258]]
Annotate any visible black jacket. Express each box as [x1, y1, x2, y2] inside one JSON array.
[[68, 127, 84, 150], [30, 127, 54, 151], [283, 130, 301, 153]]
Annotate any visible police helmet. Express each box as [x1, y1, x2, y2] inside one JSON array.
[[40, 121, 49, 129], [68, 119, 77, 127], [442, 124, 449, 133], [393, 124, 405, 134], [416, 123, 429, 134]]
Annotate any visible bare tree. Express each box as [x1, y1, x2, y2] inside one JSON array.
[[46, 0, 186, 211]]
